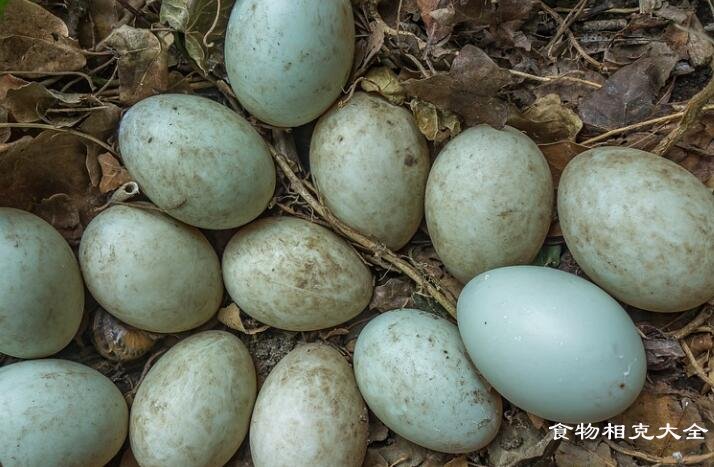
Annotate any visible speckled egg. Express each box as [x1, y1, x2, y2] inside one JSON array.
[[425, 125, 553, 283], [250, 344, 368, 467], [222, 216, 373, 331], [0, 208, 84, 358], [458, 266, 647, 423], [310, 92, 430, 250], [118, 94, 276, 229], [0, 359, 128, 467], [130, 331, 257, 467], [353, 309, 502, 453], [558, 146, 714, 312], [79, 205, 223, 333], [225, 0, 355, 127]]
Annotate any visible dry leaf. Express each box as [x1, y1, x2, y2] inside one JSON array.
[[361, 67, 406, 105], [409, 99, 461, 143], [160, 0, 235, 74], [369, 277, 415, 312], [443, 456, 468, 467], [105, 25, 172, 104], [508, 94, 583, 144], [0, 131, 103, 242], [3, 80, 100, 124], [579, 48, 677, 130], [403, 45, 513, 127], [78, 0, 120, 48], [365, 435, 446, 467], [538, 141, 589, 186], [488, 411, 557, 467], [0, 0, 86, 73], [611, 389, 706, 456], [217, 303, 270, 335], [555, 441, 616, 467], [97, 153, 132, 193], [353, 20, 386, 78]]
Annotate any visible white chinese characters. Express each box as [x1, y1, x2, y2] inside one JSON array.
[[548, 423, 709, 441]]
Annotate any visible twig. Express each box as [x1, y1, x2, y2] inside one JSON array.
[[681, 340, 714, 389], [604, 439, 714, 465], [1, 70, 96, 91], [266, 136, 458, 318], [580, 104, 714, 145], [545, 0, 587, 56], [540, 1, 603, 69], [507, 69, 602, 88], [669, 306, 713, 340], [0, 123, 117, 156], [654, 64, 714, 155]]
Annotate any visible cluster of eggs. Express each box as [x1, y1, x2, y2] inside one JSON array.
[[1, 0, 713, 465]]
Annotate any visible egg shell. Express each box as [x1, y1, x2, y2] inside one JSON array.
[[457, 266, 647, 423], [79, 205, 223, 333], [118, 94, 276, 229], [222, 216, 373, 331], [558, 146, 714, 312], [225, 0, 355, 127], [353, 309, 502, 453], [424, 125, 553, 283], [310, 92, 430, 250], [0, 359, 128, 467], [130, 331, 257, 467], [250, 344, 368, 467], [0, 208, 84, 358]]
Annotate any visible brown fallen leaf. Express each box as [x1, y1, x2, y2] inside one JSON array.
[[403, 45, 513, 128], [0, 131, 103, 243], [409, 99, 461, 143], [105, 25, 172, 104], [3, 79, 101, 124], [369, 277, 416, 312], [361, 66, 406, 105], [78, 0, 120, 48], [364, 435, 446, 467], [488, 410, 557, 467], [217, 303, 270, 335], [508, 94, 583, 144], [555, 441, 616, 467], [639, 323, 686, 371], [97, 153, 132, 194], [0, 0, 86, 73], [418, 0, 538, 45], [160, 0, 235, 74], [611, 388, 707, 457], [538, 140, 589, 186], [579, 47, 677, 130], [353, 20, 387, 78]]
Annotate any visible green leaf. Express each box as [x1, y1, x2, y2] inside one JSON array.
[[160, 0, 235, 74], [531, 244, 562, 268]]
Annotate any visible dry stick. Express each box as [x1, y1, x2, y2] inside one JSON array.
[[0, 123, 117, 156], [654, 65, 714, 155], [604, 439, 714, 465], [669, 306, 713, 340], [545, 0, 588, 56], [508, 69, 602, 88], [581, 104, 714, 145], [539, 1, 603, 69], [681, 340, 714, 388], [266, 144, 458, 318]]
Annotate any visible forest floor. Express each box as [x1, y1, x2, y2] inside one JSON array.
[[1, 0, 714, 465]]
